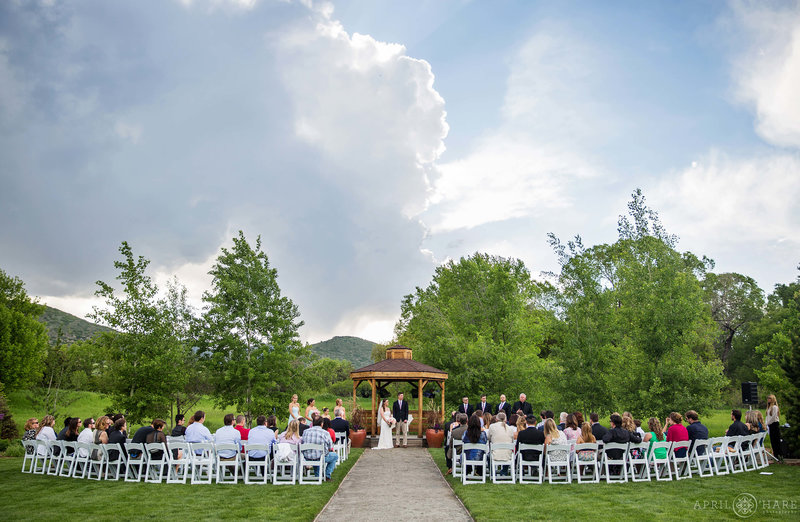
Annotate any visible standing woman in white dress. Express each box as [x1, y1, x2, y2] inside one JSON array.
[[288, 394, 301, 427], [766, 394, 784, 461], [376, 399, 395, 449]]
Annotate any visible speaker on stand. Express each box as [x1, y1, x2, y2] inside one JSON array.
[[741, 382, 758, 410]]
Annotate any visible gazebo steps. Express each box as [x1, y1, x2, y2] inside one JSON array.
[[363, 436, 429, 448]]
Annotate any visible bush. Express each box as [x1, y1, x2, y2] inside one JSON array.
[[2, 440, 25, 457], [327, 379, 353, 397], [0, 439, 8, 452]]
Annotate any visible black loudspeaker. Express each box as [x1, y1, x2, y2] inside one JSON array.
[[742, 382, 759, 404]]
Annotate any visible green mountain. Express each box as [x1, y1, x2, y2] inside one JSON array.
[[311, 336, 376, 369], [38, 305, 113, 345]]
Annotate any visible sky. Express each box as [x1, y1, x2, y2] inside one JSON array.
[[1, 0, 799, 344]]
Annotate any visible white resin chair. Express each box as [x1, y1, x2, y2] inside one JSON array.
[[123, 443, 147, 482], [516, 444, 544, 484], [545, 444, 572, 484], [105, 443, 127, 481], [189, 442, 215, 484], [298, 443, 325, 485], [214, 443, 241, 484], [272, 443, 298, 485], [451, 439, 463, 479], [58, 441, 78, 477], [461, 443, 488, 484], [709, 436, 730, 475], [167, 441, 192, 484], [572, 443, 599, 483], [86, 444, 108, 480], [689, 439, 714, 477], [600, 442, 628, 483], [670, 441, 692, 480], [72, 442, 91, 478], [648, 441, 672, 481], [47, 440, 65, 476], [728, 436, 746, 473], [32, 440, 53, 474], [628, 441, 651, 482], [243, 443, 270, 485], [21, 440, 37, 473], [144, 442, 169, 483], [489, 442, 516, 484]]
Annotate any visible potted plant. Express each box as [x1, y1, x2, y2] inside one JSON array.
[[424, 399, 444, 448], [349, 403, 367, 448]]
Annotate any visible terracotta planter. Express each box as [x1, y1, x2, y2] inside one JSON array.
[[350, 429, 367, 448], [425, 428, 444, 448]]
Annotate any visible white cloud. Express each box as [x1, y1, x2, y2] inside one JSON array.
[[114, 121, 142, 144], [730, 1, 800, 149]]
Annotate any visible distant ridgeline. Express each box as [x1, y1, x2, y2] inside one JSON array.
[[311, 335, 376, 369], [38, 306, 113, 345]]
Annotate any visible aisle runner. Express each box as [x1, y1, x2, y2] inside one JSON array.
[[316, 448, 472, 521]]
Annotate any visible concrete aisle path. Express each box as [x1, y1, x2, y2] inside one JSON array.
[[316, 448, 473, 521]]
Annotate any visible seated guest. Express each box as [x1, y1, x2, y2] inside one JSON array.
[[685, 410, 709, 455], [321, 417, 336, 443], [171, 414, 186, 437], [131, 420, 155, 445], [755, 410, 767, 433], [544, 418, 568, 462], [35, 415, 57, 457], [574, 411, 585, 426], [145, 419, 169, 461], [266, 415, 279, 433], [482, 411, 493, 432], [558, 412, 567, 431], [107, 414, 126, 440], [247, 415, 276, 461], [278, 420, 302, 446], [745, 410, 761, 434], [563, 414, 580, 441], [185, 410, 213, 453], [301, 417, 338, 481], [214, 414, 242, 459], [107, 418, 127, 462], [91, 416, 111, 460], [330, 409, 350, 441], [57, 417, 71, 440], [536, 410, 546, 430], [445, 414, 468, 474], [487, 412, 513, 464], [462, 415, 487, 474], [234, 415, 250, 442], [602, 413, 641, 460], [634, 419, 646, 440], [590, 412, 608, 440], [621, 413, 642, 458], [664, 412, 690, 457], [297, 417, 310, 436], [643, 417, 667, 460], [575, 422, 597, 461], [512, 414, 526, 439], [77, 418, 95, 458], [22, 418, 38, 455], [516, 414, 545, 462], [63, 417, 81, 454], [726, 409, 749, 447]]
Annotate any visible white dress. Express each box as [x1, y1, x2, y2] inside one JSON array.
[[376, 408, 394, 450]]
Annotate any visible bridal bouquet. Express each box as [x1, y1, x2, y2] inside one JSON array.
[[388, 416, 397, 428]]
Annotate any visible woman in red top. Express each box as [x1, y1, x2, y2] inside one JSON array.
[[664, 411, 690, 457], [321, 417, 336, 443]]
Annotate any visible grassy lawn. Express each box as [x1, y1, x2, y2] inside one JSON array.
[[429, 449, 800, 521], [1, 448, 362, 521]]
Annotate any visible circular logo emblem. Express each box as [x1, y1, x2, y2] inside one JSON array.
[[733, 493, 757, 518]]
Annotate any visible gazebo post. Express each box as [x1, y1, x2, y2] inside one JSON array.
[[417, 378, 423, 438], [370, 379, 376, 437], [440, 381, 445, 426], [352, 379, 358, 409]]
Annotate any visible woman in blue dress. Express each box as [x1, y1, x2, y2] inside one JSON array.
[[288, 394, 301, 427]]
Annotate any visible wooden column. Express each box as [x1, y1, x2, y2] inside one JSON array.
[[417, 379, 423, 437], [352, 379, 358, 409], [370, 379, 376, 437], [439, 381, 445, 426]]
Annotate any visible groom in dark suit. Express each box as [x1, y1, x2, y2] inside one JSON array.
[[392, 392, 409, 448]]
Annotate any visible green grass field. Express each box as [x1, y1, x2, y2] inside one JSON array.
[[429, 449, 800, 521], [1, 449, 363, 521]]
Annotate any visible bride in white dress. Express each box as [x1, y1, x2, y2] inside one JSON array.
[[375, 399, 395, 450]]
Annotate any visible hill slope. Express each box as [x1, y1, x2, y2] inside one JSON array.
[[311, 336, 376, 369], [38, 305, 112, 344]]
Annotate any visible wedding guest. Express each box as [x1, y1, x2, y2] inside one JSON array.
[[278, 420, 302, 446], [321, 417, 336, 443], [23, 418, 39, 455], [643, 417, 667, 460], [482, 411, 493, 431], [766, 395, 783, 460], [92, 416, 111, 446], [145, 419, 169, 460], [563, 414, 580, 441], [248, 415, 276, 461], [214, 414, 241, 459], [487, 412, 513, 474], [513, 414, 526, 440], [462, 415, 487, 474], [305, 398, 320, 420], [57, 417, 71, 440], [755, 410, 766, 432], [64, 417, 81, 453], [331, 409, 350, 440], [301, 417, 338, 481], [267, 415, 279, 433], [297, 417, 310, 436], [132, 420, 155, 445], [35, 415, 57, 457], [335, 398, 347, 420], [590, 412, 608, 440], [558, 412, 567, 431], [77, 418, 95, 458], [171, 414, 186, 437], [575, 422, 597, 461], [185, 410, 213, 448], [107, 418, 127, 462], [634, 419, 646, 440], [664, 412, 690, 457], [544, 418, 568, 462], [234, 415, 250, 441], [602, 414, 641, 460], [573, 411, 585, 426], [745, 410, 762, 434], [537, 410, 547, 430], [685, 410, 709, 454], [445, 414, 468, 475], [516, 414, 545, 462]]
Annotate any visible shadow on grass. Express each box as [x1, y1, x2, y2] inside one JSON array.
[[428, 449, 800, 521], [1, 448, 363, 521]]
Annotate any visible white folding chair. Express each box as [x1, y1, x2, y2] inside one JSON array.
[[600, 442, 628, 483], [628, 441, 651, 482], [73, 442, 91, 478], [143, 443, 168, 483], [742, 434, 759, 471], [451, 439, 463, 479], [489, 443, 516, 483], [32, 440, 53, 474], [753, 432, 769, 469], [58, 441, 78, 477], [334, 432, 348, 463], [573, 443, 599, 483], [298, 443, 325, 485], [47, 440, 65, 476], [648, 441, 672, 481], [21, 440, 37, 473], [243, 443, 270, 485], [516, 444, 544, 484], [545, 444, 571, 484], [215, 443, 241, 484], [167, 441, 191, 484], [461, 443, 488, 484], [272, 443, 298, 485], [123, 443, 147, 482], [728, 436, 745, 473], [190, 442, 215, 484], [670, 441, 692, 480], [86, 444, 108, 480], [104, 443, 127, 481], [689, 439, 714, 477], [709, 436, 730, 475]]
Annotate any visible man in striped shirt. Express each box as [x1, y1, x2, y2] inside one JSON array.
[[301, 416, 338, 480]]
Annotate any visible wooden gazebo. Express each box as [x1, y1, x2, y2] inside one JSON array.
[[350, 345, 448, 438]]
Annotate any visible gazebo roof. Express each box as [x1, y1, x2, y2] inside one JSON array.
[[350, 345, 448, 380]]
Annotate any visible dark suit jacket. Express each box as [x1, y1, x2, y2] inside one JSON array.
[[602, 427, 641, 459], [331, 417, 350, 439], [476, 402, 493, 415], [512, 401, 533, 416], [458, 403, 474, 417], [516, 426, 545, 460], [393, 400, 409, 422], [591, 422, 608, 441], [687, 422, 708, 441], [495, 401, 512, 418]]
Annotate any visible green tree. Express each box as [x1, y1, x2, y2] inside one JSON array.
[[0, 268, 49, 390], [703, 272, 765, 372], [548, 189, 725, 416], [200, 231, 307, 425], [90, 243, 196, 424], [396, 253, 556, 406]]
